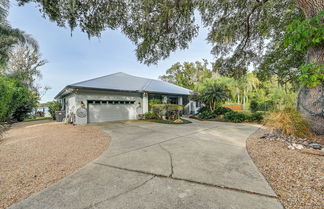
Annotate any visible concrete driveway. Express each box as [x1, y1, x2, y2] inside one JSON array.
[[9, 119, 283, 209]]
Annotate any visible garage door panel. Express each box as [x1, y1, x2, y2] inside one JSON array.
[[89, 104, 137, 123]]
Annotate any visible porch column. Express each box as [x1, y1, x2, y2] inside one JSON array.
[[142, 92, 149, 114], [178, 96, 183, 105]]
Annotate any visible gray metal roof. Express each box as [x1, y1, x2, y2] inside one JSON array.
[[56, 72, 191, 98]]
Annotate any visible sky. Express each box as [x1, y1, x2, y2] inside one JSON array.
[[8, 2, 214, 103]]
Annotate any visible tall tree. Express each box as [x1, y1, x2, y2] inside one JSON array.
[[5, 44, 47, 93], [0, 0, 38, 67], [159, 60, 213, 89], [291, 0, 324, 134]]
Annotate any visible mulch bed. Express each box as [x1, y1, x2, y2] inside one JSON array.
[[247, 127, 324, 209], [0, 120, 110, 209]]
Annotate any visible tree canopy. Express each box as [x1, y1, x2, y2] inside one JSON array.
[[17, 0, 303, 72], [159, 60, 212, 89], [0, 0, 39, 67]]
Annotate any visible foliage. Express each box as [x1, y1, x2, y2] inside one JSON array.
[[250, 100, 258, 113], [5, 44, 47, 93], [283, 12, 324, 88], [0, 0, 39, 67], [265, 107, 312, 138], [17, 0, 302, 72], [149, 119, 192, 125], [24, 116, 52, 122], [214, 106, 233, 116], [196, 83, 229, 111], [143, 111, 159, 120], [284, 11, 324, 53], [0, 76, 37, 122], [148, 104, 183, 120], [148, 98, 162, 104], [48, 101, 62, 120], [159, 60, 212, 89], [198, 109, 214, 120], [224, 111, 246, 123], [245, 112, 264, 123], [298, 63, 324, 87]]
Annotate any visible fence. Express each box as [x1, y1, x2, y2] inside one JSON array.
[[223, 104, 243, 111]]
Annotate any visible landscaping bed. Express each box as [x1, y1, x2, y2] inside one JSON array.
[[247, 127, 324, 209], [147, 118, 192, 124], [0, 120, 110, 209]]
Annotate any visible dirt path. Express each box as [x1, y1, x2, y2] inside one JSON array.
[[0, 120, 110, 209]]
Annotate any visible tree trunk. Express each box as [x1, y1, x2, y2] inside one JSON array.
[[294, 0, 324, 135]]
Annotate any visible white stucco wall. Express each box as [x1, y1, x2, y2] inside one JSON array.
[[65, 94, 77, 118]]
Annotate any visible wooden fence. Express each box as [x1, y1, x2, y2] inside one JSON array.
[[223, 104, 243, 111]]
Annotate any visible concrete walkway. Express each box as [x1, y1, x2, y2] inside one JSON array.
[[9, 120, 283, 209]]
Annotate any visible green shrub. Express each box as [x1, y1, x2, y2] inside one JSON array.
[[224, 111, 246, 123], [246, 112, 264, 123], [48, 101, 62, 120], [214, 106, 233, 116], [143, 111, 159, 120], [0, 76, 37, 122], [148, 98, 162, 104], [198, 106, 209, 114], [149, 104, 183, 120], [198, 109, 214, 119]]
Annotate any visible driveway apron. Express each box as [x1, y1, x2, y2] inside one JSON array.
[[9, 120, 283, 209]]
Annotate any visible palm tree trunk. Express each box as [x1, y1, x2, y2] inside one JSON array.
[[294, 0, 324, 134]]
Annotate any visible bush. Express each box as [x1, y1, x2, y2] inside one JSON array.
[[246, 112, 264, 123], [143, 111, 159, 120], [48, 101, 62, 120], [224, 111, 246, 123], [198, 109, 214, 119], [0, 76, 37, 122], [198, 106, 209, 114], [148, 98, 162, 104], [149, 104, 183, 120], [214, 106, 233, 116], [264, 107, 312, 138]]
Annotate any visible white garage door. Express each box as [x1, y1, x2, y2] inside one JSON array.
[[88, 100, 138, 123]]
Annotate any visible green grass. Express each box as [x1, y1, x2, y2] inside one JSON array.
[[24, 117, 52, 122], [147, 118, 192, 124]]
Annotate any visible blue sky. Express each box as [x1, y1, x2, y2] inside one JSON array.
[[8, 2, 213, 103]]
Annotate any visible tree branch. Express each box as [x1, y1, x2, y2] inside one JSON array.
[[241, 0, 268, 50]]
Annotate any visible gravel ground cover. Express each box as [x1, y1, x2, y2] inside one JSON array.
[[247, 127, 324, 209], [0, 120, 110, 209]]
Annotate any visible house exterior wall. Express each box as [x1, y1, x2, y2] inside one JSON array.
[[65, 89, 143, 125], [59, 89, 194, 125], [65, 94, 77, 118]]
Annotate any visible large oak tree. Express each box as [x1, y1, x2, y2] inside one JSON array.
[[17, 0, 323, 133]]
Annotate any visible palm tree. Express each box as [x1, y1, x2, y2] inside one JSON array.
[[198, 83, 229, 111], [0, 0, 38, 67]]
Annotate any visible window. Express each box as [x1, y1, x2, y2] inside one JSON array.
[[88, 100, 136, 105], [168, 97, 178, 104]]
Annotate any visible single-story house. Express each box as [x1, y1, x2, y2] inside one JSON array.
[[55, 72, 201, 124]]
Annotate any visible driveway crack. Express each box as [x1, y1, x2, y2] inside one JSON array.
[[159, 144, 174, 177], [83, 176, 155, 209]]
